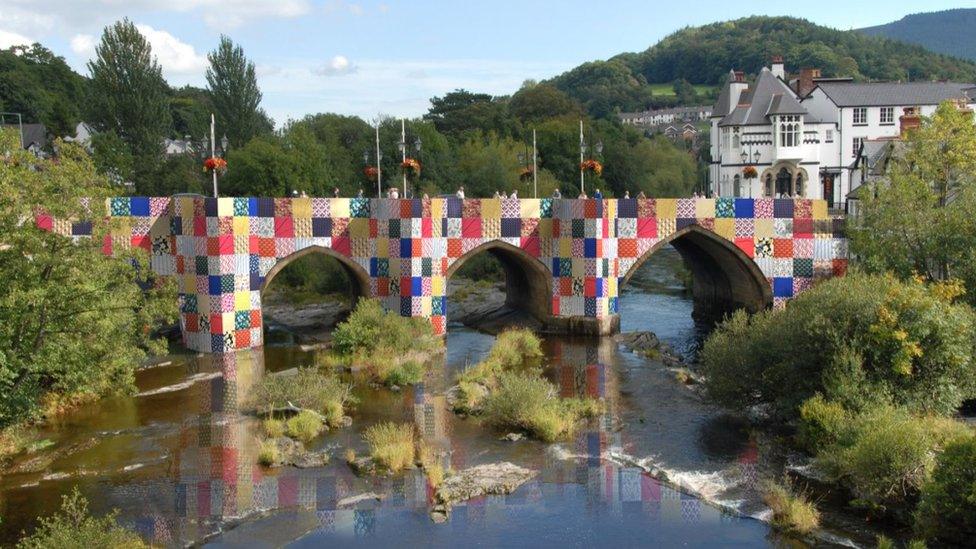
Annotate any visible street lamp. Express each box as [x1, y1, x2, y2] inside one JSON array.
[[220, 134, 229, 154]]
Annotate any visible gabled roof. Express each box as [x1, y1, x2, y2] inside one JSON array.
[[711, 70, 737, 118], [718, 68, 811, 126], [816, 81, 975, 107], [2, 123, 47, 150]]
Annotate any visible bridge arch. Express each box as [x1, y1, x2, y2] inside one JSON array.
[[445, 239, 552, 323], [622, 224, 772, 320], [262, 245, 372, 306]]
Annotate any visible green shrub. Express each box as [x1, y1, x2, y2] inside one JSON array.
[[16, 488, 147, 548], [817, 406, 969, 508], [762, 480, 821, 535], [248, 368, 351, 427], [915, 434, 976, 545], [457, 328, 543, 387], [385, 360, 425, 386], [363, 422, 415, 473], [258, 439, 280, 466], [286, 410, 325, 443], [262, 417, 285, 438], [701, 273, 976, 420], [797, 394, 848, 451], [482, 372, 601, 442]]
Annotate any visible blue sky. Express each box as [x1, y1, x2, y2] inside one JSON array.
[[1, 1, 973, 124]]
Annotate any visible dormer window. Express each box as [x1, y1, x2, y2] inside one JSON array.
[[775, 115, 801, 147]]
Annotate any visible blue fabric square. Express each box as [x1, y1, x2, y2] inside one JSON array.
[[312, 217, 331, 237], [208, 275, 222, 295], [400, 297, 412, 316], [370, 257, 378, 276], [410, 199, 422, 217], [676, 217, 695, 230], [715, 197, 735, 218], [552, 258, 560, 274], [584, 297, 597, 317], [235, 311, 250, 330], [734, 199, 754, 218], [773, 199, 794, 218], [432, 296, 444, 316], [559, 258, 572, 277], [540, 198, 552, 218], [400, 238, 412, 257], [773, 277, 794, 297], [110, 197, 130, 216], [205, 197, 218, 217], [210, 334, 224, 353], [71, 220, 92, 236], [170, 216, 182, 235], [250, 273, 262, 291], [411, 277, 422, 296], [501, 218, 521, 237], [609, 296, 618, 314], [595, 278, 603, 298], [446, 198, 462, 217], [618, 199, 637, 218], [248, 198, 258, 216], [130, 197, 150, 216], [584, 238, 597, 258], [350, 198, 370, 217], [249, 255, 260, 273], [233, 197, 248, 216], [257, 198, 274, 217]]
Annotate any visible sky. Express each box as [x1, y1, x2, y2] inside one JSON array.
[[1, 0, 974, 125]]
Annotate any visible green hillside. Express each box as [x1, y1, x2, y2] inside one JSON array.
[[860, 9, 976, 62], [549, 15, 976, 116]]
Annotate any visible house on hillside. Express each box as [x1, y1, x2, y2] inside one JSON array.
[[708, 56, 976, 208], [2, 123, 48, 157], [619, 105, 712, 127]]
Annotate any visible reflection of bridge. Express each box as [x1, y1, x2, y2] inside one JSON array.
[[41, 197, 847, 353]]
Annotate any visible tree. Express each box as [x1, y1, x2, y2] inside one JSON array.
[[509, 83, 579, 122], [0, 129, 176, 427], [0, 44, 88, 138], [206, 35, 265, 148], [455, 132, 523, 198], [424, 89, 516, 139], [851, 102, 976, 304], [221, 135, 301, 196], [87, 19, 171, 174]]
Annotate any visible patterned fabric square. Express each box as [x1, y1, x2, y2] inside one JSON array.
[[715, 198, 734, 218], [462, 199, 480, 218], [754, 199, 774, 218], [755, 238, 774, 258], [274, 199, 292, 217]]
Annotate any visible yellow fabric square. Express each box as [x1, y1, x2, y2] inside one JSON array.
[[110, 218, 132, 237], [421, 296, 432, 316], [292, 198, 312, 218], [754, 219, 774, 238], [349, 218, 369, 238], [430, 199, 444, 219], [235, 291, 251, 311], [713, 218, 735, 240], [812, 200, 828, 219], [520, 199, 540, 219], [482, 199, 501, 218], [604, 199, 616, 220], [222, 312, 235, 332], [330, 199, 350, 218], [376, 238, 389, 258], [182, 274, 196, 294], [233, 216, 249, 235], [559, 237, 572, 257], [432, 276, 444, 297], [606, 276, 618, 298], [656, 199, 677, 219], [695, 199, 715, 219], [217, 197, 234, 217]]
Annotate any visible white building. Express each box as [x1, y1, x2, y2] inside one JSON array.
[[620, 105, 712, 127], [709, 57, 976, 208]]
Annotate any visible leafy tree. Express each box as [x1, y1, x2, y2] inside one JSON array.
[[424, 89, 516, 140], [549, 59, 653, 118], [16, 488, 147, 548], [0, 129, 176, 427], [0, 44, 88, 138], [509, 83, 580, 122], [915, 435, 976, 545], [206, 35, 266, 147], [87, 19, 171, 178], [700, 272, 976, 420], [221, 135, 302, 196], [851, 102, 976, 305], [455, 132, 523, 198], [169, 85, 212, 139]]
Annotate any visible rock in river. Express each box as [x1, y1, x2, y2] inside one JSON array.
[[431, 462, 537, 521]]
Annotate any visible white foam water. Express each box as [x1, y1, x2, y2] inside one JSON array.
[[136, 371, 221, 397]]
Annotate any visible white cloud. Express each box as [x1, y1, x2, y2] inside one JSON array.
[[316, 54, 357, 76], [134, 24, 207, 76], [69, 33, 96, 56], [0, 29, 34, 48]]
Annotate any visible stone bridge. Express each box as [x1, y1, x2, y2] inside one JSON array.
[[38, 196, 847, 353]]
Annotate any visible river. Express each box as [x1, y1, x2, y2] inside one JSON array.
[[0, 247, 842, 547]]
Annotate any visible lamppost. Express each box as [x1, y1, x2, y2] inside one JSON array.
[[579, 120, 602, 197], [397, 120, 422, 198], [740, 145, 760, 198], [363, 145, 383, 198]]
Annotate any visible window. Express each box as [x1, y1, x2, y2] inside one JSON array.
[[825, 129, 834, 143], [852, 107, 867, 125], [852, 137, 864, 158], [733, 175, 741, 198], [777, 115, 801, 147], [880, 107, 894, 125]]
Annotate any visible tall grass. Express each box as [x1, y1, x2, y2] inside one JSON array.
[[762, 480, 821, 535], [363, 422, 415, 473], [247, 368, 351, 428], [482, 372, 602, 442], [285, 410, 325, 443]]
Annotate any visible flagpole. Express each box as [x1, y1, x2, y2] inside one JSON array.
[[579, 119, 584, 196], [401, 118, 407, 197], [375, 122, 382, 198], [211, 113, 217, 198], [532, 128, 538, 198]]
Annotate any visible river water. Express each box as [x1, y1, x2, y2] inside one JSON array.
[[0, 248, 813, 547]]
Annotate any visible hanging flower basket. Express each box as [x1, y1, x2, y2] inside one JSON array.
[[743, 165, 758, 179], [364, 166, 379, 181], [519, 166, 534, 182], [203, 157, 227, 175], [401, 157, 421, 179], [580, 159, 603, 176]]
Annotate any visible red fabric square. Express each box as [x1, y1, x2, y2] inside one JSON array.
[[258, 238, 275, 257], [422, 218, 432, 237], [102, 235, 112, 255], [184, 313, 199, 332], [637, 218, 657, 238], [560, 277, 573, 296], [411, 238, 422, 257], [210, 314, 222, 334], [218, 235, 233, 255], [520, 237, 540, 257], [194, 216, 206, 236], [793, 218, 814, 236], [619, 238, 637, 258], [206, 237, 220, 255], [35, 214, 52, 230], [369, 219, 378, 237], [430, 315, 445, 335], [250, 310, 262, 328], [735, 238, 754, 258], [447, 238, 462, 258], [175, 255, 185, 274], [552, 219, 560, 236], [400, 277, 412, 297], [131, 235, 150, 251], [832, 259, 848, 277], [399, 200, 413, 218], [376, 277, 389, 296], [551, 296, 560, 316], [584, 277, 596, 297], [249, 235, 260, 253], [773, 238, 793, 258], [332, 237, 350, 256], [461, 218, 481, 238], [274, 217, 294, 237], [584, 200, 597, 218], [235, 329, 250, 348]]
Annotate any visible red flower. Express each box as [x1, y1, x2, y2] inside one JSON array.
[[364, 166, 379, 180], [401, 157, 421, 178], [743, 165, 758, 179], [203, 157, 227, 174], [580, 159, 603, 176]]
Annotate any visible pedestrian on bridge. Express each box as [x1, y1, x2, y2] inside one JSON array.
[[456, 186, 465, 199], [509, 190, 518, 198], [552, 188, 561, 199], [593, 189, 603, 199]]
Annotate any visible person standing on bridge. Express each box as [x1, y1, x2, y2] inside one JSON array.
[[493, 190, 501, 198], [624, 190, 630, 199], [333, 187, 340, 198], [552, 188, 561, 199], [456, 186, 465, 199], [390, 187, 400, 199], [637, 190, 646, 199], [356, 189, 364, 198], [593, 189, 603, 199], [510, 189, 518, 199]]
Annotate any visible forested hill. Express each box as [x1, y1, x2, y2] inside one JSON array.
[[860, 9, 976, 62], [548, 16, 976, 116]]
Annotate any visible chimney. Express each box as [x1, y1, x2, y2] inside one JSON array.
[[797, 68, 821, 97], [899, 107, 921, 137], [728, 69, 748, 108], [770, 55, 785, 80]]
